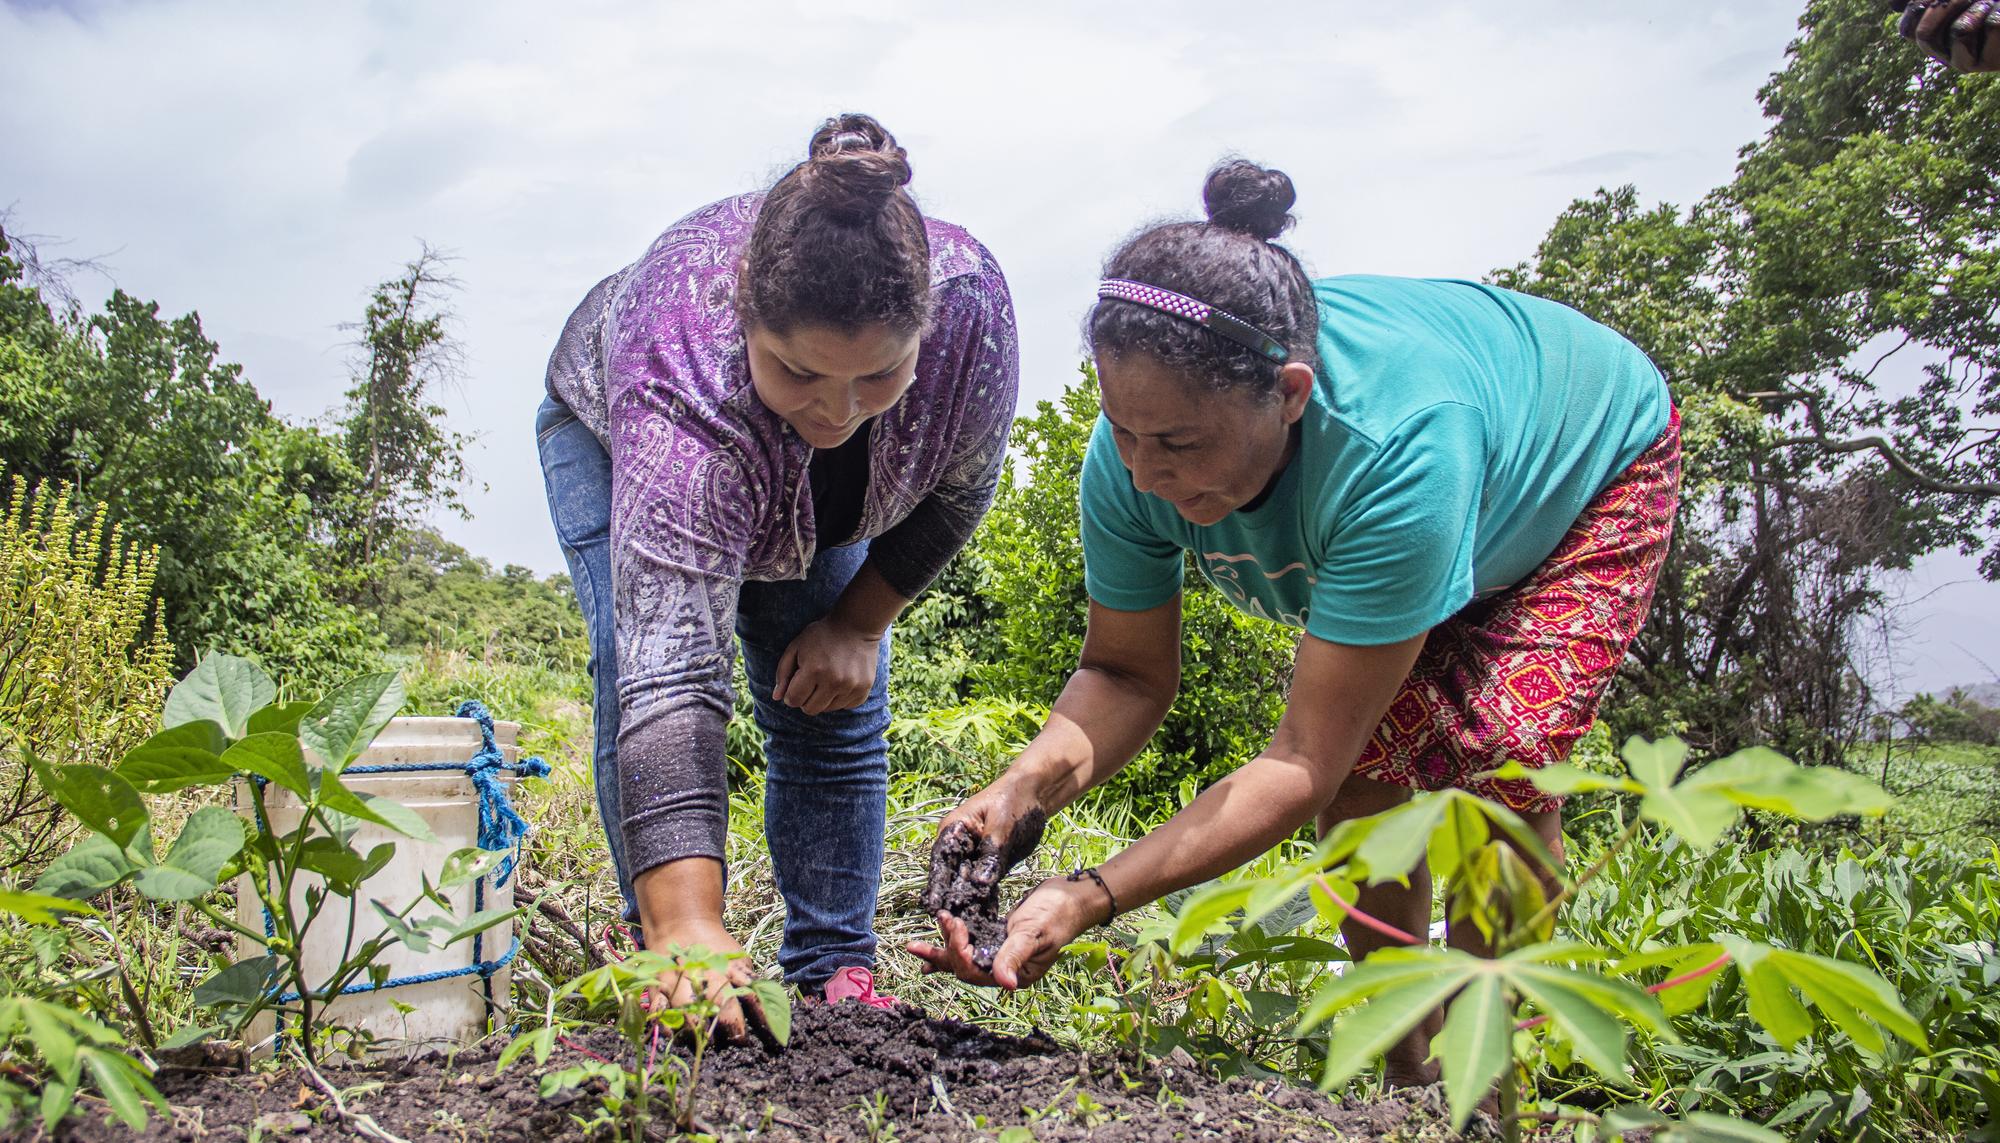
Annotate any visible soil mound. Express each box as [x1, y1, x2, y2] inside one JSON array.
[[51, 1002, 1470, 1141]]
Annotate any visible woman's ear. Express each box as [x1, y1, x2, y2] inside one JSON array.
[[1277, 362, 1315, 423]]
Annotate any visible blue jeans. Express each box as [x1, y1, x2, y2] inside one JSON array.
[[534, 393, 890, 987]]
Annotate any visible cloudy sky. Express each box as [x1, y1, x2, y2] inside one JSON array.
[[3, 0, 1993, 697]]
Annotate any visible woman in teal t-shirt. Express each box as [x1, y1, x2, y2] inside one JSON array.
[[910, 160, 1679, 1086]]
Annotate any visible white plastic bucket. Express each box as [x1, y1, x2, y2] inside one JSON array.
[[233, 716, 527, 1051]]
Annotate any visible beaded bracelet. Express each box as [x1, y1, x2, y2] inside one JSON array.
[[1067, 866, 1119, 924]]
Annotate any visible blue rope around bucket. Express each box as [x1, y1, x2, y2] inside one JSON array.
[[256, 700, 550, 1012]]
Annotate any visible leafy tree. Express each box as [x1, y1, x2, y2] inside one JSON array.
[[338, 247, 472, 585], [0, 227, 379, 684], [1495, 0, 1999, 768], [373, 525, 587, 672]]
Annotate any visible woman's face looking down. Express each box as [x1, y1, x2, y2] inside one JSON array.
[[746, 322, 920, 449], [1098, 355, 1314, 527]]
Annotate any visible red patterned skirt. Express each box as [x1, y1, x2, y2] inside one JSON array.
[[1352, 409, 1682, 813]]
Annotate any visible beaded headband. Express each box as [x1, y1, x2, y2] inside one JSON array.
[[1096, 278, 1289, 363]]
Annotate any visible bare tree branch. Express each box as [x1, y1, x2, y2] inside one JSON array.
[[1774, 434, 2000, 496]]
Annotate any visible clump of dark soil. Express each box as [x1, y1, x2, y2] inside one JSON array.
[[921, 810, 1046, 971], [50, 1001, 1473, 1142]]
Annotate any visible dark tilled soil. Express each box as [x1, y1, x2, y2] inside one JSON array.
[[49, 1002, 1476, 1142]]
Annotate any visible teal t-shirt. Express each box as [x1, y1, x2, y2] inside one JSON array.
[[1081, 275, 1671, 645]]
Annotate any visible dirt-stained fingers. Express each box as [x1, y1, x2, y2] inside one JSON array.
[[904, 912, 1002, 986]]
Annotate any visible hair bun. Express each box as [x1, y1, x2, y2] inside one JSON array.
[[1202, 160, 1296, 241], [801, 113, 912, 221]]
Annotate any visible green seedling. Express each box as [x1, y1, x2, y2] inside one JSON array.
[[500, 945, 791, 1143]]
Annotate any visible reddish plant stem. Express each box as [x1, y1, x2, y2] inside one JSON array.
[[1514, 952, 1734, 1031], [559, 1035, 615, 1065], [1312, 875, 1424, 946]]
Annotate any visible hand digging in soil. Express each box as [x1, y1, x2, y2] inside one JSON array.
[[921, 809, 1046, 971]]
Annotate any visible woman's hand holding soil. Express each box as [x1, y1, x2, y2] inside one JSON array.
[[914, 875, 1107, 989], [907, 781, 1049, 977]]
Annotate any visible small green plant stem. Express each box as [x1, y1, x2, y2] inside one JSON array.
[[1499, 1066, 1522, 1143], [1311, 876, 1424, 945], [1505, 815, 1645, 954], [99, 891, 160, 1053]]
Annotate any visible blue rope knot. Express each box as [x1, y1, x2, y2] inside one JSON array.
[[454, 700, 551, 887]]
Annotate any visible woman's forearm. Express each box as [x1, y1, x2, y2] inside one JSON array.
[[1094, 748, 1347, 913], [1085, 631, 1427, 916], [1010, 664, 1175, 813], [828, 558, 912, 638]]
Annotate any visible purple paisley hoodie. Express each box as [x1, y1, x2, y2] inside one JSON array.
[[545, 193, 1019, 877]]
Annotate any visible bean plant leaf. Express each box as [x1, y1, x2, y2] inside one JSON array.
[[1506, 956, 1675, 1039], [162, 654, 276, 739], [32, 759, 148, 851], [1623, 736, 1692, 788], [750, 979, 793, 1046], [1610, 943, 1729, 1016], [498, 1027, 556, 1071], [298, 839, 395, 894], [134, 807, 245, 902], [1354, 795, 1450, 884], [223, 733, 312, 799], [246, 700, 317, 737], [1770, 948, 1928, 1052], [1639, 776, 1740, 849], [1425, 793, 1493, 886], [113, 722, 232, 793], [1245, 884, 1318, 938], [32, 835, 140, 900], [1687, 748, 1891, 822], [1436, 971, 1513, 1131], [442, 906, 520, 946], [1493, 761, 1640, 797], [318, 775, 436, 842], [1719, 936, 1927, 1052], [194, 955, 283, 1008], [298, 672, 404, 772], [1508, 964, 1644, 1079], [438, 847, 508, 891]]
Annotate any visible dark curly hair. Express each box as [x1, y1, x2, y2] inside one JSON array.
[[1089, 159, 1319, 398], [736, 113, 933, 337]]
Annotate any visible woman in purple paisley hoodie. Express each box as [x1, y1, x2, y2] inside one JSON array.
[[534, 114, 1019, 1034]]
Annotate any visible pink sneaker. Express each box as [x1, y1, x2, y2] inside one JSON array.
[[823, 966, 898, 1009]]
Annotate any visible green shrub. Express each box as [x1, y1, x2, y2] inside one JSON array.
[[0, 477, 173, 871]]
